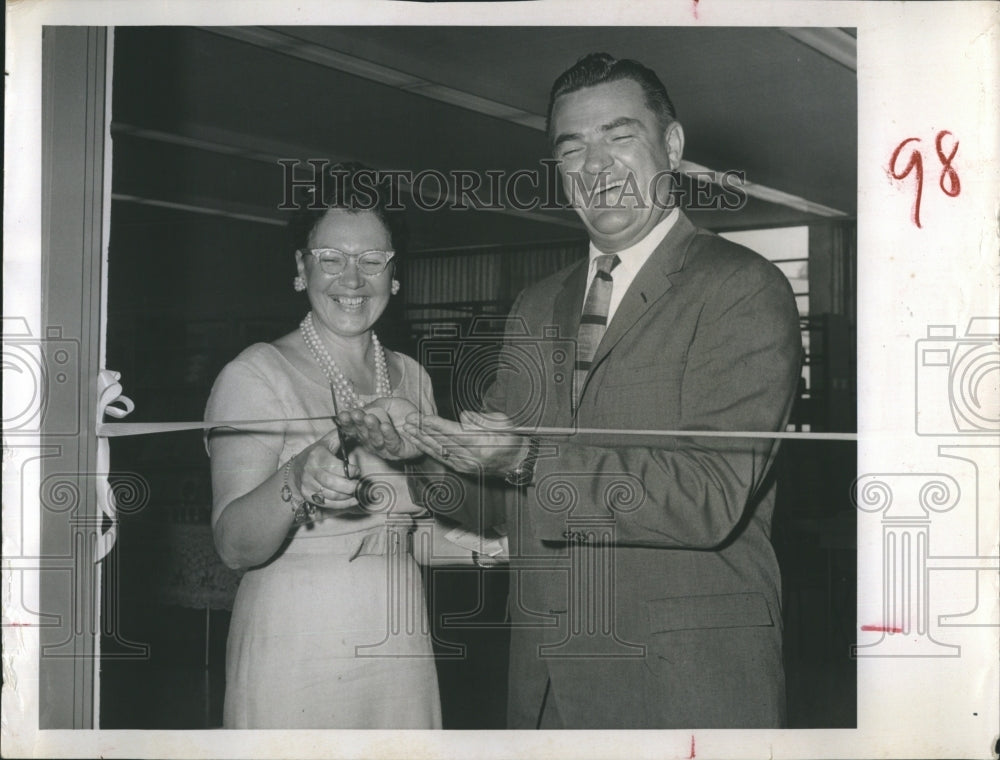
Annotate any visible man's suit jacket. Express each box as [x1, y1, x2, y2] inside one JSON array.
[[481, 211, 802, 729]]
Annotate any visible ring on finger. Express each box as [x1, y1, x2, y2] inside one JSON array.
[[440, 448, 451, 459], [312, 492, 325, 505]]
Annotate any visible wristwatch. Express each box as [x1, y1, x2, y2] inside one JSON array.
[[504, 436, 540, 487]]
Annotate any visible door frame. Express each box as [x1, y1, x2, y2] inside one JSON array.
[[37, 25, 113, 729]]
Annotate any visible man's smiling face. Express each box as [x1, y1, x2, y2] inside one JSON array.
[[551, 78, 684, 253]]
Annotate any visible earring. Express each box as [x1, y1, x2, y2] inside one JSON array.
[[293, 275, 306, 292], [391, 279, 401, 295]]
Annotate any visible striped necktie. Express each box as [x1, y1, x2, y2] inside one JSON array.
[[573, 253, 620, 411]]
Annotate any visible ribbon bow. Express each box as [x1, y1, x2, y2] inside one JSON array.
[[94, 370, 135, 562]]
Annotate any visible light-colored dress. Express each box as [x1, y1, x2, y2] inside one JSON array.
[[205, 342, 442, 729]]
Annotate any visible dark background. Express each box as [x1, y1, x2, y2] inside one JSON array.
[[100, 26, 858, 729]]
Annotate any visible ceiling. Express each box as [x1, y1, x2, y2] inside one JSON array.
[[110, 26, 857, 252]]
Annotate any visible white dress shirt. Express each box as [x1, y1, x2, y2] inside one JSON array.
[[583, 208, 679, 324]]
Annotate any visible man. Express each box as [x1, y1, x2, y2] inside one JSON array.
[[403, 53, 802, 729]]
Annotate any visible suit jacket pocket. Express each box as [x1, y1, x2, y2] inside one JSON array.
[[640, 592, 783, 726], [645, 592, 774, 633]]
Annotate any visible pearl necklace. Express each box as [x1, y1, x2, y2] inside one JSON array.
[[299, 312, 391, 410]]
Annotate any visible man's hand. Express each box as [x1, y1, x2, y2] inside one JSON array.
[[402, 410, 528, 476], [336, 397, 422, 461]]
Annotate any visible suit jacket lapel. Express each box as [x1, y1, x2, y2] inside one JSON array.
[[552, 257, 588, 333], [586, 211, 699, 380], [550, 258, 589, 422]]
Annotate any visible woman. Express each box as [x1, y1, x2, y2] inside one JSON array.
[[205, 164, 441, 729]]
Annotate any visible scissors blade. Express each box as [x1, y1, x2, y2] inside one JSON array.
[[329, 382, 352, 476]]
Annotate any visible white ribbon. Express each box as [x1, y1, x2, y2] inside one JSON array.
[[94, 369, 135, 562], [96, 419, 858, 441], [89, 368, 858, 562], [89, 370, 859, 567]]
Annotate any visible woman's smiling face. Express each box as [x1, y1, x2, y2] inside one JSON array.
[[296, 209, 395, 338]]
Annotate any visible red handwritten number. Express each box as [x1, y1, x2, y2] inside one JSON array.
[[889, 131, 961, 229], [890, 137, 924, 228], [935, 130, 961, 197]]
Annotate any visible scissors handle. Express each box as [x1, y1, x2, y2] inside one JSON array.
[[329, 383, 353, 478]]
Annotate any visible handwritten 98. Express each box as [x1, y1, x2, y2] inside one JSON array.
[[888, 130, 961, 229]]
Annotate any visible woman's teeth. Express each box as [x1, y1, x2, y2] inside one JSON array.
[[332, 296, 367, 309]]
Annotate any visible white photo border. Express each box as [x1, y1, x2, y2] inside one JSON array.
[[3, 1, 998, 759]]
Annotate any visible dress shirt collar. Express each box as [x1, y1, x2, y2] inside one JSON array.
[[587, 207, 680, 276]]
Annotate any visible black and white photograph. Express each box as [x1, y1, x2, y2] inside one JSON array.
[[3, 2, 997, 759]]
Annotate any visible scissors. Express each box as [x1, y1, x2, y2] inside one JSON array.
[[329, 382, 352, 478]]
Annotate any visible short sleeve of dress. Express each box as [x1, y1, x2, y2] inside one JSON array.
[[395, 353, 438, 416], [204, 345, 287, 458]]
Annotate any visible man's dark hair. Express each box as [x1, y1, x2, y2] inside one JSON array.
[[546, 52, 677, 142]]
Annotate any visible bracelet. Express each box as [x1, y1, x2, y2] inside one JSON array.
[[280, 457, 317, 524]]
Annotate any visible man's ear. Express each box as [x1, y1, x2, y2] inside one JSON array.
[[664, 121, 685, 170]]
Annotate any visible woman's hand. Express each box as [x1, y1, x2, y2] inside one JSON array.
[[401, 410, 527, 475], [336, 397, 422, 461], [290, 429, 361, 510]]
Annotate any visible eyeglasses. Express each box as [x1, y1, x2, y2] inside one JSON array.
[[303, 248, 395, 277]]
